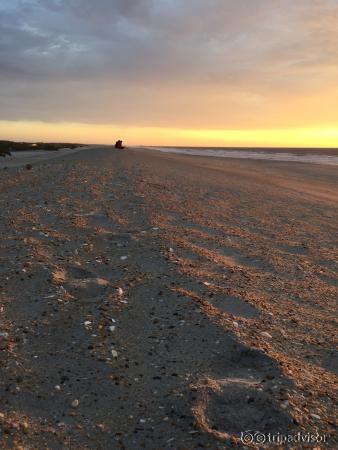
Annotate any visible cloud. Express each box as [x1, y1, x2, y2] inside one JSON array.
[[0, 0, 337, 129]]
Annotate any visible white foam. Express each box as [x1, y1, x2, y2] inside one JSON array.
[[142, 147, 338, 166]]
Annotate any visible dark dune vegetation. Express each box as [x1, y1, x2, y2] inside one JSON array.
[[0, 140, 83, 157]]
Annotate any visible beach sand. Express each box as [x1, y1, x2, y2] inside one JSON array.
[[0, 146, 87, 169], [0, 147, 337, 448]]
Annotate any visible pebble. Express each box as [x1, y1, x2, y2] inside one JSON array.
[[233, 322, 239, 328], [120, 256, 128, 261], [111, 349, 118, 358], [71, 399, 80, 408], [311, 413, 321, 420], [261, 331, 272, 339], [109, 325, 116, 332], [117, 287, 123, 296], [11, 421, 20, 430]]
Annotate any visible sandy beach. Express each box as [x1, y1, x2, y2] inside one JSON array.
[[0, 147, 87, 169], [0, 147, 337, 448]]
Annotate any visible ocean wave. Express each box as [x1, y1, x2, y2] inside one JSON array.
[[142, 147, 338, 166]]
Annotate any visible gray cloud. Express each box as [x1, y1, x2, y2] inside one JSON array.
[[0, 0, 338, 128]]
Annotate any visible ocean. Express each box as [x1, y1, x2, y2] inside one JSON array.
[[142, 147, 338, 166]]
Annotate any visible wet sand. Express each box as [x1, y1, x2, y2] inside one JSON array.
[[0, 147, 337, 448]]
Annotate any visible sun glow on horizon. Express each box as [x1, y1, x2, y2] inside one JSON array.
[[1, 120, 338, 148]]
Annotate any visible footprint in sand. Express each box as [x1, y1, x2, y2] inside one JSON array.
[[210, 295, 259, 319], [192, 341, 294, 443], [52, 265, 110, 300], [196, 378, 292, 442], [88, 212, 117, 229]]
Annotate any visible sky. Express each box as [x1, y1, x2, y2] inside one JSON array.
[[0, 0, 338, 147]]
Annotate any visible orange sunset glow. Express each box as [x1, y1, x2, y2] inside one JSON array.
[[1, 121, 338, 148]]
